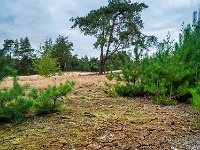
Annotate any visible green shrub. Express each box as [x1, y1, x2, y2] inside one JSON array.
[[27, 88, 39, 99], [34, 81, 75, 115], [190, 85, 200, 113], [0, 76, 32, 123], [150, 95, 175, 106], [0, 98, 33, 123], [190, 82, 200, 126], [105, 73, 116, 81], [115, 83, 143, 97], [0, 76, 28, 107], [0, 71, 75, 123], [103, 81, 117, 96], [33, 54, 61, 77], [104, 62, 143, 97]]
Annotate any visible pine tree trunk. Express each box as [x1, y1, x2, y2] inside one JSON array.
[[64, 62, 67, 71], [99, 47, 105, 75], [99, 58, 105, 75], [170, 82, 172, 99]]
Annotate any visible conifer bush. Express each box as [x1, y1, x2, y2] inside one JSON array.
[[27, 88, 39, 99], [34, 81, 75, 115], [0, 70, 75, 122], [0, 76, 33, 123], [104, 25, 200, 107], [190, 82, 200, 113], [0, 98, 33, 123], [104, 59, 143, 97], [190, 82, 200, 126], [115, 84, 143, 97], [33, 54, 61, 77]]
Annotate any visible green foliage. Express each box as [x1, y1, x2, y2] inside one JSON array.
[[104, 24, 200, 109], [190, 82, 200, 126], [140, 30, 199, 102], [39, 36, 73, 72], [0, 76, 28, 106], [0, 65, 11, 82], [103, 81, 117, 96], [0, 48, 13, 81], [150, 95, 175, 106], [1, 36, 111, 73], [33, 54, 61, 77], [104, 59, 143, 97], [105, 73, 116, 81], [115, 83, 143, 97], [0, 72, 75, 123], [2, 37, 36, 76], [27, 88, 39, 99], [70, 0, 156, 74], [74, 56, 99, 72], [52, 36, 73, 71], [190, 82, 200, 113], [34, 81, 75, 115], [105, 51, 131, 72], [0, 76, 32, 123], [0, 98, 33, 123]]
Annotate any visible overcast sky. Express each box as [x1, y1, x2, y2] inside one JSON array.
[[0, 0, 199, 58]]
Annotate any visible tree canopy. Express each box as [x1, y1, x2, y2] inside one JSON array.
[[70, 0, 156, 74]]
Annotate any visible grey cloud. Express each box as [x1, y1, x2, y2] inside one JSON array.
[[0, 0, 199, 57]]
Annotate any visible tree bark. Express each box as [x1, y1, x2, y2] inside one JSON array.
[[99, 49, 105, 75]]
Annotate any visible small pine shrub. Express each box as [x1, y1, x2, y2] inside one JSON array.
[[33, 55, 61, 77], [27, 88, 39, 99], [34, 81, 75, 115], [0, 76, 28, 104], [9, 98, 33, 123], [115, 83, 143, 97], [102, 81, 117, 96], [34, 86, 60, 114], [190, 86, 200, 113], [0, 97, 33, 123], [105, 73, 115, 81], [150, 95, 174, 106], [104, 71, 143, 97], [0, 75, 31, 123], [0, 72, 75, 123], [190, 83, 200, 126]]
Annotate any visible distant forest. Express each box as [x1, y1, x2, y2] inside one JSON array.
[[0, 35, 131, 77]]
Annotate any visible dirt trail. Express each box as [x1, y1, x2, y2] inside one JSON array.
[[0, 73, 199, 149]]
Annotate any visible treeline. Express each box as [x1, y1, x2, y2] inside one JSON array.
[[0, 35, 131, 77]]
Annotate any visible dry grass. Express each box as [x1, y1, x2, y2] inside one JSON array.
[[0, 72, 108, 90]]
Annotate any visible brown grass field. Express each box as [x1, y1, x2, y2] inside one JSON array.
[[0, 72, 108, 90], [0, 72, 200, 150]]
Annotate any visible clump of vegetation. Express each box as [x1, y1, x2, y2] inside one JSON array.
[[104, 58, 144, 98], [150, 95, 175, 106], [190, 82, 200, 126], [104, 24, 200, 108], [33, 81, 75, 115], [0, 71, 75, 123], [33, 54, 62, 77], [0, 75, 33, 123], [70, 0, 156, 74], [27, 88, 39, 99]]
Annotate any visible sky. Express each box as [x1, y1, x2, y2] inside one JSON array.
[[0, 0, 199, 58]]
